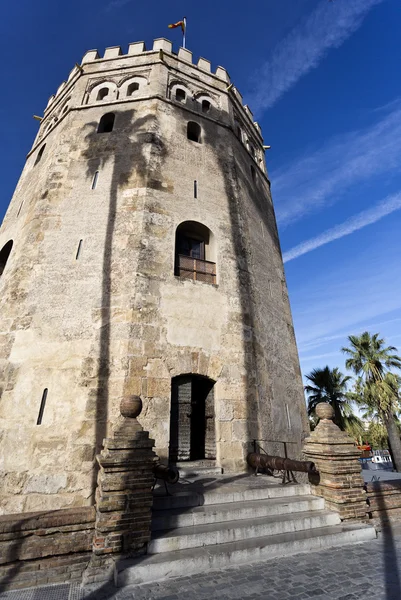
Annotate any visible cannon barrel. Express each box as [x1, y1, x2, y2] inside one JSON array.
[[247, 452, 316, 474], [153, 464, 180, 484]]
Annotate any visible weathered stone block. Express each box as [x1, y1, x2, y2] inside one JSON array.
[[303, 403, 367, 521]]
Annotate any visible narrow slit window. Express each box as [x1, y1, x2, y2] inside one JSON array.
[[17, 200, 25, 217], [251, 165, 256, 182], [34, 144, 46, 166], [286, 404, 292, 430], [91, 171, 99, 190], [76, 239, 83, 260], [36, 389, 48, 425], [0, 240, 13, 278], [187, 122, 201, 143], [176, 89, 186, 103], [194, 180, 198, 199], [97, 113, 115, 133], [127, 82, 139, 96]]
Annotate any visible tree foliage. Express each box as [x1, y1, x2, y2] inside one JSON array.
[[304, 365, 363, 434], [342, 331, 401, 471]]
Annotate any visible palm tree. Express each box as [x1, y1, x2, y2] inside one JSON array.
[[342, 332, 401, 471], [305, 366, 361, 432]]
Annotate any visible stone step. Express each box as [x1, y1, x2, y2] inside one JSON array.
[[178, 466, 224, 477], [174, 460, 223, 478], [175, 460, 219, 468], [117, 522, 376, 586], [151, 494, 325, 531], [148, 510, 340, 553], [153, 482, 311, 511]]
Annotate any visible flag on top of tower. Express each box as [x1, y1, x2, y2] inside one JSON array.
[[168, 17, 187, 48], [168, 19, 186, 33]]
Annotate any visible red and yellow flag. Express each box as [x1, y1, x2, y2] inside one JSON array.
[[168, 20, 185, 33]]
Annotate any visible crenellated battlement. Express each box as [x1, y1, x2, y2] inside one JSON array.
[[79, 39, 230, 81], [45, 38, 231, 110], [37, 37, 264, 159]]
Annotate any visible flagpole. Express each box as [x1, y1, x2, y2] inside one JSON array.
[[183, 17, 187, 49]]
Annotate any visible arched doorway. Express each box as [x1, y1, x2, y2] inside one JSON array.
[[169, 375, 215, 462]]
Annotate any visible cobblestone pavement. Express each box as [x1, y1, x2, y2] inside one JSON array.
[[2, 526, 401, 600]]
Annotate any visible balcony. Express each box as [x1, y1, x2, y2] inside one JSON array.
[[176, 254, 216, 285]]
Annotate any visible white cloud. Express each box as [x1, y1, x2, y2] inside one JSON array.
[[292, 254, 401, 351], [249, 0, 384, 114], [103, 0, 132, 12], [273, 103, 401, 226], [283, 191, 401, 262]]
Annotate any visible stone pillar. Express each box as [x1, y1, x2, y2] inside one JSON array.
[[83, 395, 157, 584], [303, 403, 367, 520]]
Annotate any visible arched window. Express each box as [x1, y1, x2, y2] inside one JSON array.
[[187, 122, 201, 143], [202, 100, 211, 114], [97, 113, 115, 133], [97, 88, 109, 101], [0, 240, 13, 278], [34, 145, 46, 166], [176, 89, 186, 103], [175, 221, 216, 284], [127, 82, 139, 96]]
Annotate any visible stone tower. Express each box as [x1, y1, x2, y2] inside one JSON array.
[[0, 38, 309, 515]]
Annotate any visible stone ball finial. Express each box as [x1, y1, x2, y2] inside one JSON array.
[[316, 402, 334, 421], [120, 395, 142, 419]]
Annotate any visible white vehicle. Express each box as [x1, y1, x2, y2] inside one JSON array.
[[371, 455, 392, 465], [371, 449, 393, 469]]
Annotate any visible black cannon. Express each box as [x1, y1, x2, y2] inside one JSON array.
[[152, 463, 179, 495], [247, 452, 317, 484]]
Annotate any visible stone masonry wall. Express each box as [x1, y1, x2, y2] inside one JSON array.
[[366, 480, 401, 526], [0, 507, 94, 591], [0, 39, 308, 514]]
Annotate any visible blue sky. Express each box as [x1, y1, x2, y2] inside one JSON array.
[[1, 0, 401, 384]]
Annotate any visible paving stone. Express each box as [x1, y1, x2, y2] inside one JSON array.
[[3, 528, 401, 600]]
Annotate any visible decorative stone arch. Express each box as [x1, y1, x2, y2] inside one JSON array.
[[169, 373, 216, 462], [175, 220, 217, 284], [0, 240, 13, 278], [168, 80, 192, 105], [88, 81, 118, 104], [60, 97, 71, 117], [119, 75, 147, 98]]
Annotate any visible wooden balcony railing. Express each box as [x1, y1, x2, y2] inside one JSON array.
[[176, 254, 216, 285]]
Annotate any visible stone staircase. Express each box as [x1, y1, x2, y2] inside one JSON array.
[[116, 473, 376, 587]]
